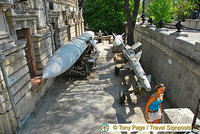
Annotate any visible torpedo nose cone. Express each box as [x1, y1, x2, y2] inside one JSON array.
[[42, 74, 46, 79], [147, 87, 151, 92], [42, 73, 48, 79]]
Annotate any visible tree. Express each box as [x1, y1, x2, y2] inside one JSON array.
[[147, 0, 174, 23], [124, 0, 141, 46], [146, 0, 199, 23], [173, 0, 198, 21], [83, 0, 126, 34]]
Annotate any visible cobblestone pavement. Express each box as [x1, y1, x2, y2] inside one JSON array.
[[18, 41, 170, 134]]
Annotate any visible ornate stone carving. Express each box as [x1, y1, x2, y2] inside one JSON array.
[[48, 10, 60, 17], [15, 22, 23, 30], [27, 21, 33, 28], [0, 0, 12, 10], [14, 0, 29, 10]]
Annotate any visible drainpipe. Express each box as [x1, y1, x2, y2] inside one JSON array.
[[0, 51, 20, 128], [44, 0, 55, 54]]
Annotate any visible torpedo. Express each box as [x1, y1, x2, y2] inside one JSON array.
[[42, 31, 97, 79]]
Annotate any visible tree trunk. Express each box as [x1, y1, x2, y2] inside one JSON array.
[[132, 0, 140, 31], [124, 0, 134, 46], [142, 0, 145, 15], [78, 0, 85, 8], [124, 0, 140, 46]]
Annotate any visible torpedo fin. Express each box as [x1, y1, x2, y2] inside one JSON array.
[[112, 33, 117, 38], [147, 75, 151, 83], [132, 42, 142, 51], [137, 83, 142, 88], [135, 50, 142, 61], [89, 39, 98, 51], [123, 63, 130, 69]]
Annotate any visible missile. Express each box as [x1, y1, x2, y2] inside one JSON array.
[[42, 31, 97, 79], [113, 33, 124, 46], [122, 42, 151, 92]]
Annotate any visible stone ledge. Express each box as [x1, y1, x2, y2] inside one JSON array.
[[136, 28, 200, 77], [31, 32, 51, 42], [170, 32, 188, 37], [30, 76, 46, 93], [57, 25, 68, 32], [163, 108, 200, 133], [135, 24, 200, 63]]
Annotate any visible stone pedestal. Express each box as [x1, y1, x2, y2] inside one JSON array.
[[163, 108, 200, 134]]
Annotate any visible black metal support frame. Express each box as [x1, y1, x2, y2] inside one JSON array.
[[70, 44, 99, 78], [192, 99, 200, 131], [115, 64, 136, 104]]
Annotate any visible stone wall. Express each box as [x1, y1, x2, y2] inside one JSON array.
[[70, 23, 76, 38], [185, 19, 200, 30], [57, 26, 68, 46], [81, 21, 84, 34], [0, 9, 22, 133], [134, 23, 200, 113], [0, 0, 84, 133], [31, 33, 52, 75]]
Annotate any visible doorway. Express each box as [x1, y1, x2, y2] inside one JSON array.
[[16, 28, 35, 78]]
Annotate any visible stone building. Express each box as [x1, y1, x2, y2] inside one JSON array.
[[0, 0, 84, 133]]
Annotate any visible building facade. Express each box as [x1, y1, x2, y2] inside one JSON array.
[[0, 0, 84, 133]]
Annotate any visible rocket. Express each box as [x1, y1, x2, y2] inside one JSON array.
[[42, 31, 98, 79], [122, 43, 151, 92], [113, 33, 124, 46], [115, 42, 151, 92]]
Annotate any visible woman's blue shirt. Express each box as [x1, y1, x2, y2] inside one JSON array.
[[149, 94, 163, 111]]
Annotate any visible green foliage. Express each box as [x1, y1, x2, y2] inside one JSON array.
[[173, 0, 197, 21], [83, 0, 126, 34], [147, 0, 174, 23], [147, 0, 198, 23], [129, 0, 143, 15]]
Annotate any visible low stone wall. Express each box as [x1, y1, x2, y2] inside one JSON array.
[[185, 19, 200, 30], [134, 23, 200, 113]]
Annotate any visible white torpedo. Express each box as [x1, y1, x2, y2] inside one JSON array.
[[113, 33, 124, 46], [43, 31, 98, 79], [122, 42, 151, 92]]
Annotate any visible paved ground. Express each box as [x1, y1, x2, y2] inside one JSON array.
[[18, 41, 170, 134]]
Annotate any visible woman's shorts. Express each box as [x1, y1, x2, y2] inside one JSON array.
[[148, 109, 161, 122]]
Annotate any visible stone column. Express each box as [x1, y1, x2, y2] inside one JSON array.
[[33, 20, 37, 35]]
